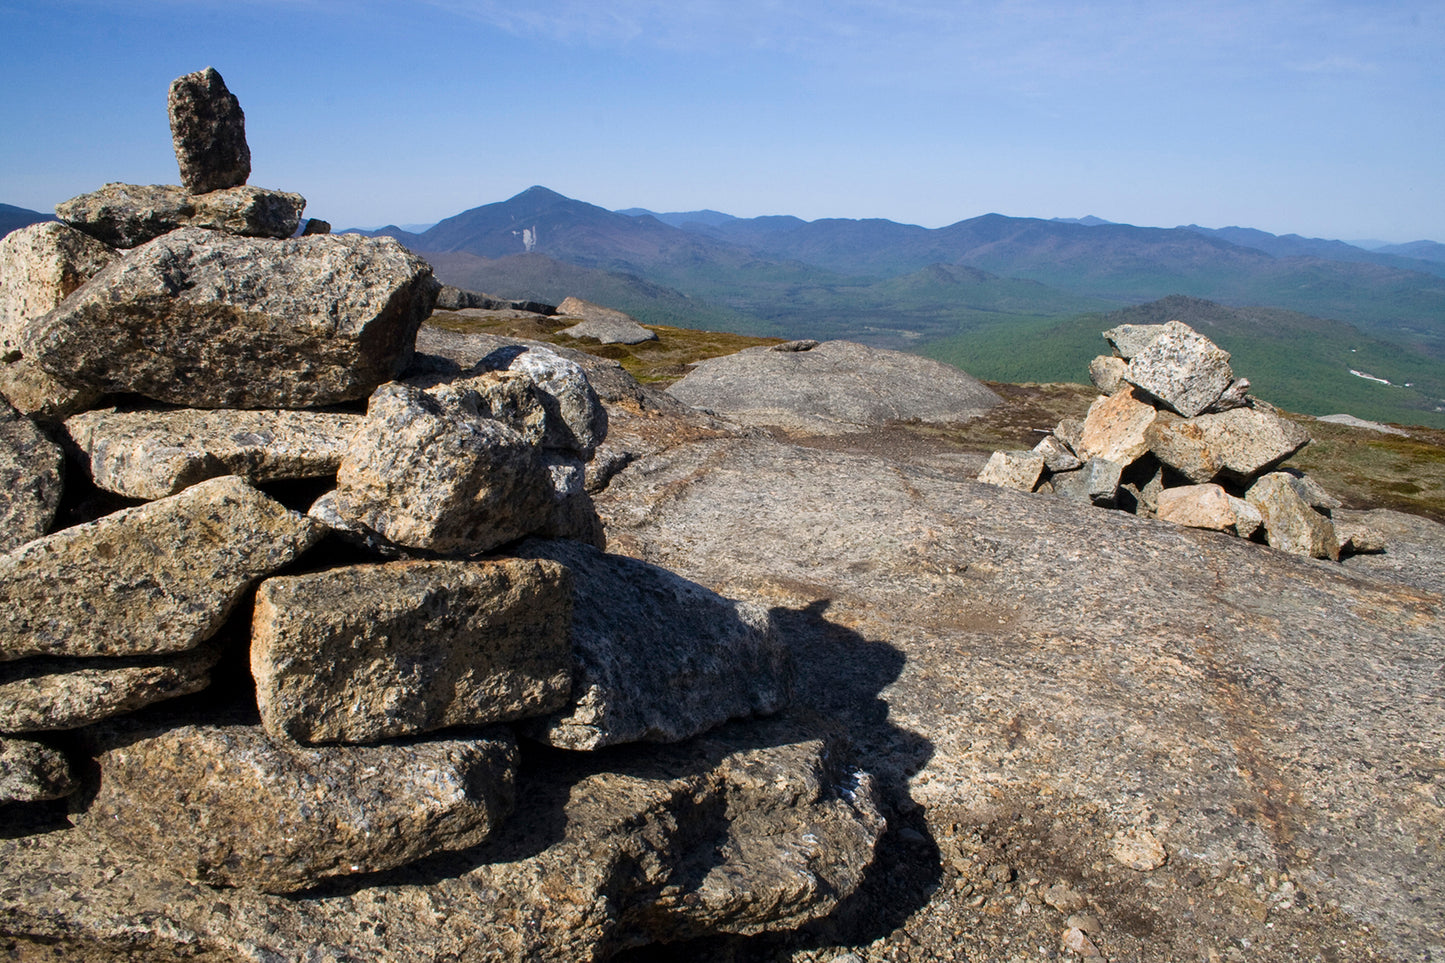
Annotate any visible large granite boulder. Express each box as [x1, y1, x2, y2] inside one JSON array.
[[469, 343, 608, 457], [557, 296, 658, 345], [1148, 404, 1310, 483], [309, 382, 555, 556], [251, 558, 573, 744], [1155, 482, 1240, 532], [3, 723, 882, 960], [0, 221, 114, 420], [0, 476, 322, 661], [0, 639, 224, 732], [1076, 385, 1157, 465], [1124, 321, 1235, 417], [667, 339, 1001, 434], [54, 183, 305, 248], [79, 722, 518, 893], [517, 538, 791, 750], [167, 67, 250, 194], [1246, 472, 1341, 560], [0, 397, 63, 554], [23, 228, 438, 409], [66, 405, 362, 500]]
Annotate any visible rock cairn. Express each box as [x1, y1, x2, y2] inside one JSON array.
[[978, 320, 1381, 560], [1, 69, 875, 952]]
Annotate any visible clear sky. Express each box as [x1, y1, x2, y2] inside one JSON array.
[[1, 0, 1441, 242]]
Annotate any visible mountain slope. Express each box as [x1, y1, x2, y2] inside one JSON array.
[[0, 203, 54, 237], [1179, 224, 1445, 278]]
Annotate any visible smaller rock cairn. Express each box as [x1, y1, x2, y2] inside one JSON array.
[[978, 320, 1382, 560], [0, 67, 855, 913]]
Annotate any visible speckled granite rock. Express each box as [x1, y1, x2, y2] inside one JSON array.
[[251, 558, 572, 744], [1088, 354, 1129, 394], [1077, 386, 1157, 465], [308, 382, 554, 555], [23, 228, 437, 409], [516, 538, 791, 750], [976, 449, 1044, 491], [1124, 321, 1235, 417], [66, 405, 362, 499], [0, 475, 322, 661], [1102, 321, 1173, 359], [557, 296, 658, 345], [0, 398, 63, 554], [1155, 482, 1238, 532], [0, 639, 224, 732], [54, 183, 305, 248], [167, 67, 250, 194], [472, 343, 609, 457], [78, 722, 517, 893], [0, 221, 113, 421], [0, 734, 76, 802], [1149, 403, 1310, 483], [1246, 471, 1341, 560]]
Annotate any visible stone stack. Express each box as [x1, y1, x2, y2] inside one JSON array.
[[2, 68, 871, 947], [978, 320, 1378, 560]]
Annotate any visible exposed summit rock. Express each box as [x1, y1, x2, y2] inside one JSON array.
[[557, 296, 658, 345], [0, 397, 63, 554], [667, 339, 1001, 434], [54, 183, 305, 249], [167, 67, 251, 194]]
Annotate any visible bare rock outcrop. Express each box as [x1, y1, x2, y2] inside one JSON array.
[[557, 296, 658, 344], [54, 182, 305, 248], [0, 397, 63, 554]]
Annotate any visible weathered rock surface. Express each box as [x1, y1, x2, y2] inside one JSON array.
[[516, 538, 791, 750], [478, 343, 609, 457], [1246, 472, 1341, 560], [557, 296, 658, 344], [167, 67, 250, 194], [976, 449, 1044, 491], [432, 285, 556, 314], [79, 722, 517, 893], [1033, 433, 1082, 473], [0, 476, 322, 661], [251, 558, 573, 744], [0, 734, 75, 802], [1077, 386, 1156, 464], [0, 221, 114, 420], [1317, 413, 1411, 436], [66, 405, 362, 499], [1102, 321, 1172, 359], [1087, 354, 1129, 394], [24, 228, 437, 408], [2, 722, 882, 960], [591, 429, 1445, 962], [309, 382, 555, 555], [53, 183, 306, 248], [1124, 322, 1235, 417], [0, 397, 63, 554], [1050, 455, 1123, 507], [1155, 482, 1238, 532], [1156, 404, 1311, 482], [667, 339, 1001, 434], [0, 640, 223, 732]]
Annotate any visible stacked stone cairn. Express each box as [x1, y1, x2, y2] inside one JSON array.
[[978, 320, 1382, 560], [0, 68, 862, 921]]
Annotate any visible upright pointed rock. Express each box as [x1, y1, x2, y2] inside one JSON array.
[[168, 67, 250, 194]]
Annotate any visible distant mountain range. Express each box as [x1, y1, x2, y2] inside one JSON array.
[[0, 203, 54, 236]]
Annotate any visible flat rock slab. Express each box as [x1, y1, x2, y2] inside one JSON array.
[[24, 228, 437, 409], [1124, 322, 1235, 417], [54, 183, 306, 249], [0, 640, 223, 732], [0, 475, 322, 661], [667, 339, 1001, 435], [557, 296, 657, 345], [1102, 321, 1175, 359], [1150, 405, 1311, 483], [516, 538, 792, 750], [79, 722, 517, 893], [0, 734, 76, 802], [0, 398, 63, 553], [591, 431, 1445, 962], [251, 558, 573, 744], [168, 67, 250, 194], [2, 721, 882, 960], [66, 405, 363, 500], [310, 382, 555, 555], [0, 221, 114, 421]]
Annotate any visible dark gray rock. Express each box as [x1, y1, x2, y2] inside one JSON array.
[[167, 67, 250, 194], [0, 397, 63, 554], [516, 538, 791, 750], [0, 734, 75, 802], [24, 228, 437, 409], [1050, 455, 1123, 506]]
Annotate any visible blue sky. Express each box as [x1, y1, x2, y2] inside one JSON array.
[[1, 0, 1441, 242]]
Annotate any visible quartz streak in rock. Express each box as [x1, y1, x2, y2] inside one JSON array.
[[80, 722, 517, 893], [24, 228, 437, 409], [66, 405, 362, 500], [251, 558, 573, 744], [167, 67, 250, 194], [517, 538, 791, 749], [309, 382, 554, 555], [0, 640, 223, 732], [0, 221, 114, 420], [0, 476, 322, 661], [0, 397, 64, 554]]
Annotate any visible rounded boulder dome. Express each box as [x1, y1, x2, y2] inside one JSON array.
[[666, 339, 1001, 434]]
